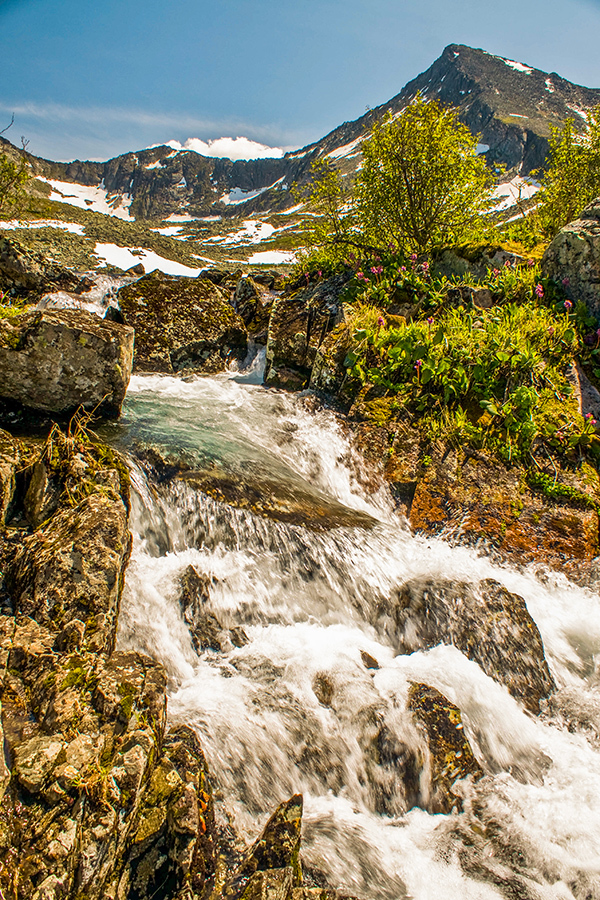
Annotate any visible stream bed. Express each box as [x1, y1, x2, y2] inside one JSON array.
[[105, 364, 600, 900]]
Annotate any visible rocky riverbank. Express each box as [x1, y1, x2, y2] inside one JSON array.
[[0, 205, 598, 897]]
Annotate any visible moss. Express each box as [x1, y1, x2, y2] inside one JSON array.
[[526, 470, 600, 511], [117, 681, 136, 722]]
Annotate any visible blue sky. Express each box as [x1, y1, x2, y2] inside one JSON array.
[[2, 0, 600, 162]]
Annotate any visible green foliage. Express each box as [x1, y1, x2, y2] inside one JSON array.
[[344, 294, 596, 465], [355, 97, 494, 254], [0, 139, 31, 219], [537, 107, 600, 238]]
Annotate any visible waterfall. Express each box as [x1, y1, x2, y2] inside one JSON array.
[[110, 368, 600, 900]]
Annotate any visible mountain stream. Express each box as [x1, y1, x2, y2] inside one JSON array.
[[104, 359, 600, 900]]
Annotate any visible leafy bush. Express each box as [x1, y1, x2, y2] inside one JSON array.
[[536, 107, 600, 238], [344, 291, 596, 465]]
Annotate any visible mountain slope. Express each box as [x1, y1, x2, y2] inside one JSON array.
[[3, 44, 600, 229]]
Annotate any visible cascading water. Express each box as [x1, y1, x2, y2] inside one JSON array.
[[107, 362, 600, 900]]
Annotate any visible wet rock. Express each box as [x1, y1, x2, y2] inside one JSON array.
[[309, 322, 354, 400], [0, 308, 134, 420], [0, 236, 84, 298], [0, 430, 20, 524], [118, 270, 247, 374], [23, 459, 62, 528], [179, 465, 376, 532], [390, 578, 555, 713], [265, 275, 349, 390], [541, 198, 600, 317], [226, 795, 303, 899], [360, 651, 379, 670], [408, 683, 483, 814], [177, 564, 248, 653]]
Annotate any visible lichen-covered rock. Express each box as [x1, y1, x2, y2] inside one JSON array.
[[391, 578, 555, 713], [234, 276, 275, 342], [121, 725, 217, 900], [408, 683, 483, 814], [265, 275, 349, 390], [0, 308, 134, 420], [408, 441, 600, 581], [225, 796, 303, 900], [118, 271, 247, 373], [0, 236, 85, 298], [541, 198, 600, 317], [432, 244, 525, 281], [7, 489, 131, 652]]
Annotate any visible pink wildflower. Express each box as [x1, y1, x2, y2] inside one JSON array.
[[534, 283, 544, 299], [527, 259, 535, 267], [562, 277, 570, 287], [564, 300, 573, 311]]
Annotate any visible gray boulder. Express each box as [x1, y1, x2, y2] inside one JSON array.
[[0, 236, 85, 297], [0, 308, 134, 420], [542, 198, 600, 317]]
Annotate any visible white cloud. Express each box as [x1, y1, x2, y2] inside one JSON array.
[[166, 136, 284, 161]]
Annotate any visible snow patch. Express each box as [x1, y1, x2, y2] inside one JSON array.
[[508, 113, 528, 118], [476, 144, 490, 155], [40, 178, 133, 220], [208, 220, 276, 246], [545, 78, 555, 93], [0, 219, 85, 234], [492, 176, 540, 211], [567, 104, 589, 120], [145, 160, 163, 170], [219, 178, 285, 206], [93, 243, 204, 276], [327, 136, 363, 160], [247, 249, 296, 265], [497, 57, 534, 75], [152, 226, 185, 237]]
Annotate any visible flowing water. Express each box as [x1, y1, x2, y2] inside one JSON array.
[[107, 359, 600, 900]]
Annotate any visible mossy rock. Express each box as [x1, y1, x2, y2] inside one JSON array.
[[408, 683, 483, 814], [118, 270, 248, 373]]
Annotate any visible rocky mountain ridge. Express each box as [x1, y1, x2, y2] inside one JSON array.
[[5, 43, 600, 222]]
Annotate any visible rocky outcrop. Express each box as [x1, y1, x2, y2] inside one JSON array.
[[408, 683, 484, 814], [265, 275, 349, 390], [118, 271, 247, 374], [0, 237, 88, 299], [390, 578, 555, 713], [234, 276, 276, 343], [0, 308, 134, 421], [542, 198, 600, 317]]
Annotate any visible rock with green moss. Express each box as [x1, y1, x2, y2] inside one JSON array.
[[234, 276, 275, 342], [541, 198, 600, 318], [118, 270, 248, 373], [408, 682, 483, 814], [224, 795, 303, 900], [265, 275, 349, 390], [0, 308, 134, 421], [391, 578, 555, 713], [0, 236, 85, 298]]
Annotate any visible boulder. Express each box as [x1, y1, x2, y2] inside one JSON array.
[[389, 578, 555, 713], [0, 308, 134, 421], [408, 683, 483, 814], [541, 198, 600, 317], [234, 276, 275, 342], [118, 270, 247, 373], [0, 236, 86, 298], [265, 275, 349, 390], [224, 795, 303, 900], [432, 244, 525, 280], [177, 564, 248, 653]]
